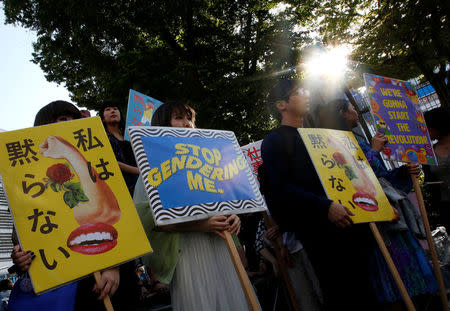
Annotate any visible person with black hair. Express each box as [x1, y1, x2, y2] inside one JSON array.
[[261, 79, 377, 310], [98, 102, 139, 195], [134, 101, 250, 311], [315, 99, 438, 306], [315, 98, 420, 191], [9, 101, 122, 311], [33, 100, 82, 126], [0, 279, 13, 311], [10, 101, 81, 311], [424, 107, 450, 231]]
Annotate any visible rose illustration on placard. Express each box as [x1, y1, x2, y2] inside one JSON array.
[[40, 136, 120, 255], [44, 163, 89, 209], [47, 163, 72, 184]]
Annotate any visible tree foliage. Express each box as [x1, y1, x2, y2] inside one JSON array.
[[316, 0, 450, 107], [3, 0, 316, 143]]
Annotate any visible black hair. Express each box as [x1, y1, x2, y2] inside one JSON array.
[[98, 101, 125, 134], [0, 279, 12, 291], [315, 98, 350, 131], [424, 107, 450, 137], [34, 101, 82, 126], [151, 101, 196, 127], [266, 79, 301, 121]]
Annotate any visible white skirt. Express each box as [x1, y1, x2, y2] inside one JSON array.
[[171, 232, 250, 311]]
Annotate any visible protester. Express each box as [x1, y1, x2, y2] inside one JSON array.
[[261, 79, 376, 310], [133, 101, 252, 311], [314, 99, 420, 192], [315, 99, 438, 306], [424, 107, 450, 231], [136, 266, 170, 308], [8, 101, 124, 311], [98, 102, 139, 195], [9, 101, 81, 311], [254, 217, 323, 311], [0, 279, 13, 311]]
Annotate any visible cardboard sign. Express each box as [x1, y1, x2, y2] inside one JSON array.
[[124, 90, 164, 140], [240, 140, 263, 179], [299, 128, 394, 224], [0, 117, 152, 293], [364, 74, 436, 165], [128, 126, 266, 226]]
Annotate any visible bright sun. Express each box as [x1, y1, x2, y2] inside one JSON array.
[[304, 45, 351, 81]]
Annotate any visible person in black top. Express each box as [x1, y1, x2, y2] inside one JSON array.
[[261, 80, 376, 311], [98, 102, 139, 195]]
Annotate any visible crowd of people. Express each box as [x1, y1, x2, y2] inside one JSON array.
[[2, 78, 449, 311]]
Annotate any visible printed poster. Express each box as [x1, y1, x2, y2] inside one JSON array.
[[0, 117, 152, 293], [128, 126, 267, 226], [299, 128, 394, 224], [364, 73, 436, 165], [241, 140, 263, 180], [124, 89, 164, 140]]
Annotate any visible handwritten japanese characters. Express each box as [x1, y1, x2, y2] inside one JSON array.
[[241, 141, 263, 180], [124, 89, 164, 140], [299, 128, 394, 224], [0, 117, 151, 294]]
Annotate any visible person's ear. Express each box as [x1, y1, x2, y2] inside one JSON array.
[[338, 108, 345, 117], [275, 100, 286, 112]]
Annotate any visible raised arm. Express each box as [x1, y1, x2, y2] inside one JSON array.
[[40, 136, 120, 225]]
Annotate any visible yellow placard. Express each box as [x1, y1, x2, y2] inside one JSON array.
[[299, 128, 394, 224], [0, 117, 151, 293]]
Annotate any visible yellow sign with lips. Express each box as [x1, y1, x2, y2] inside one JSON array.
[[299, 128, 394, 224], [0, 117, 152, 294]]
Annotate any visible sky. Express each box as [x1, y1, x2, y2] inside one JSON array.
[[0, 10, 81, 131]]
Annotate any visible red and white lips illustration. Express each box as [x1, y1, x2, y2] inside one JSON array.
[[67, 222, 118, 255], [352, 191, 379, 212]]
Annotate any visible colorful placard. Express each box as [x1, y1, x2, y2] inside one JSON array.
[[364, 73, 436, 165], [128, 126, 267, 226], [241, 140, 263, 180], [0, 117, 152, 293], [299, 128, 394, 224], [124, 89, 164, 140]]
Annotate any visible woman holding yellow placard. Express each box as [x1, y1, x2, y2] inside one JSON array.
[[9, 101, 123, 311]]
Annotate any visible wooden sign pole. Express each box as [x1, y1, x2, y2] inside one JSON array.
[[262, 212, 301, 311], [369, 222, 416, 311], [93, 271, 114, 311], [224, 230, 261, 311], [411, 176, 449, 311]]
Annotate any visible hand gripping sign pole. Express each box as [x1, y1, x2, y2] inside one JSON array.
[[411, 176, 449, 311], [262, 212, 301, 311], [353, 73, 448, 310], [299, 128, 416, 311], [93, 271, 114, 311], [224, 231, 261, 311]]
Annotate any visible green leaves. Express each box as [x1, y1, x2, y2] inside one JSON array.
[[62, 182, 89, 208], [47, 180, 89, 209], [344, 165, 357, 181], [63, 191, 78, 209]]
